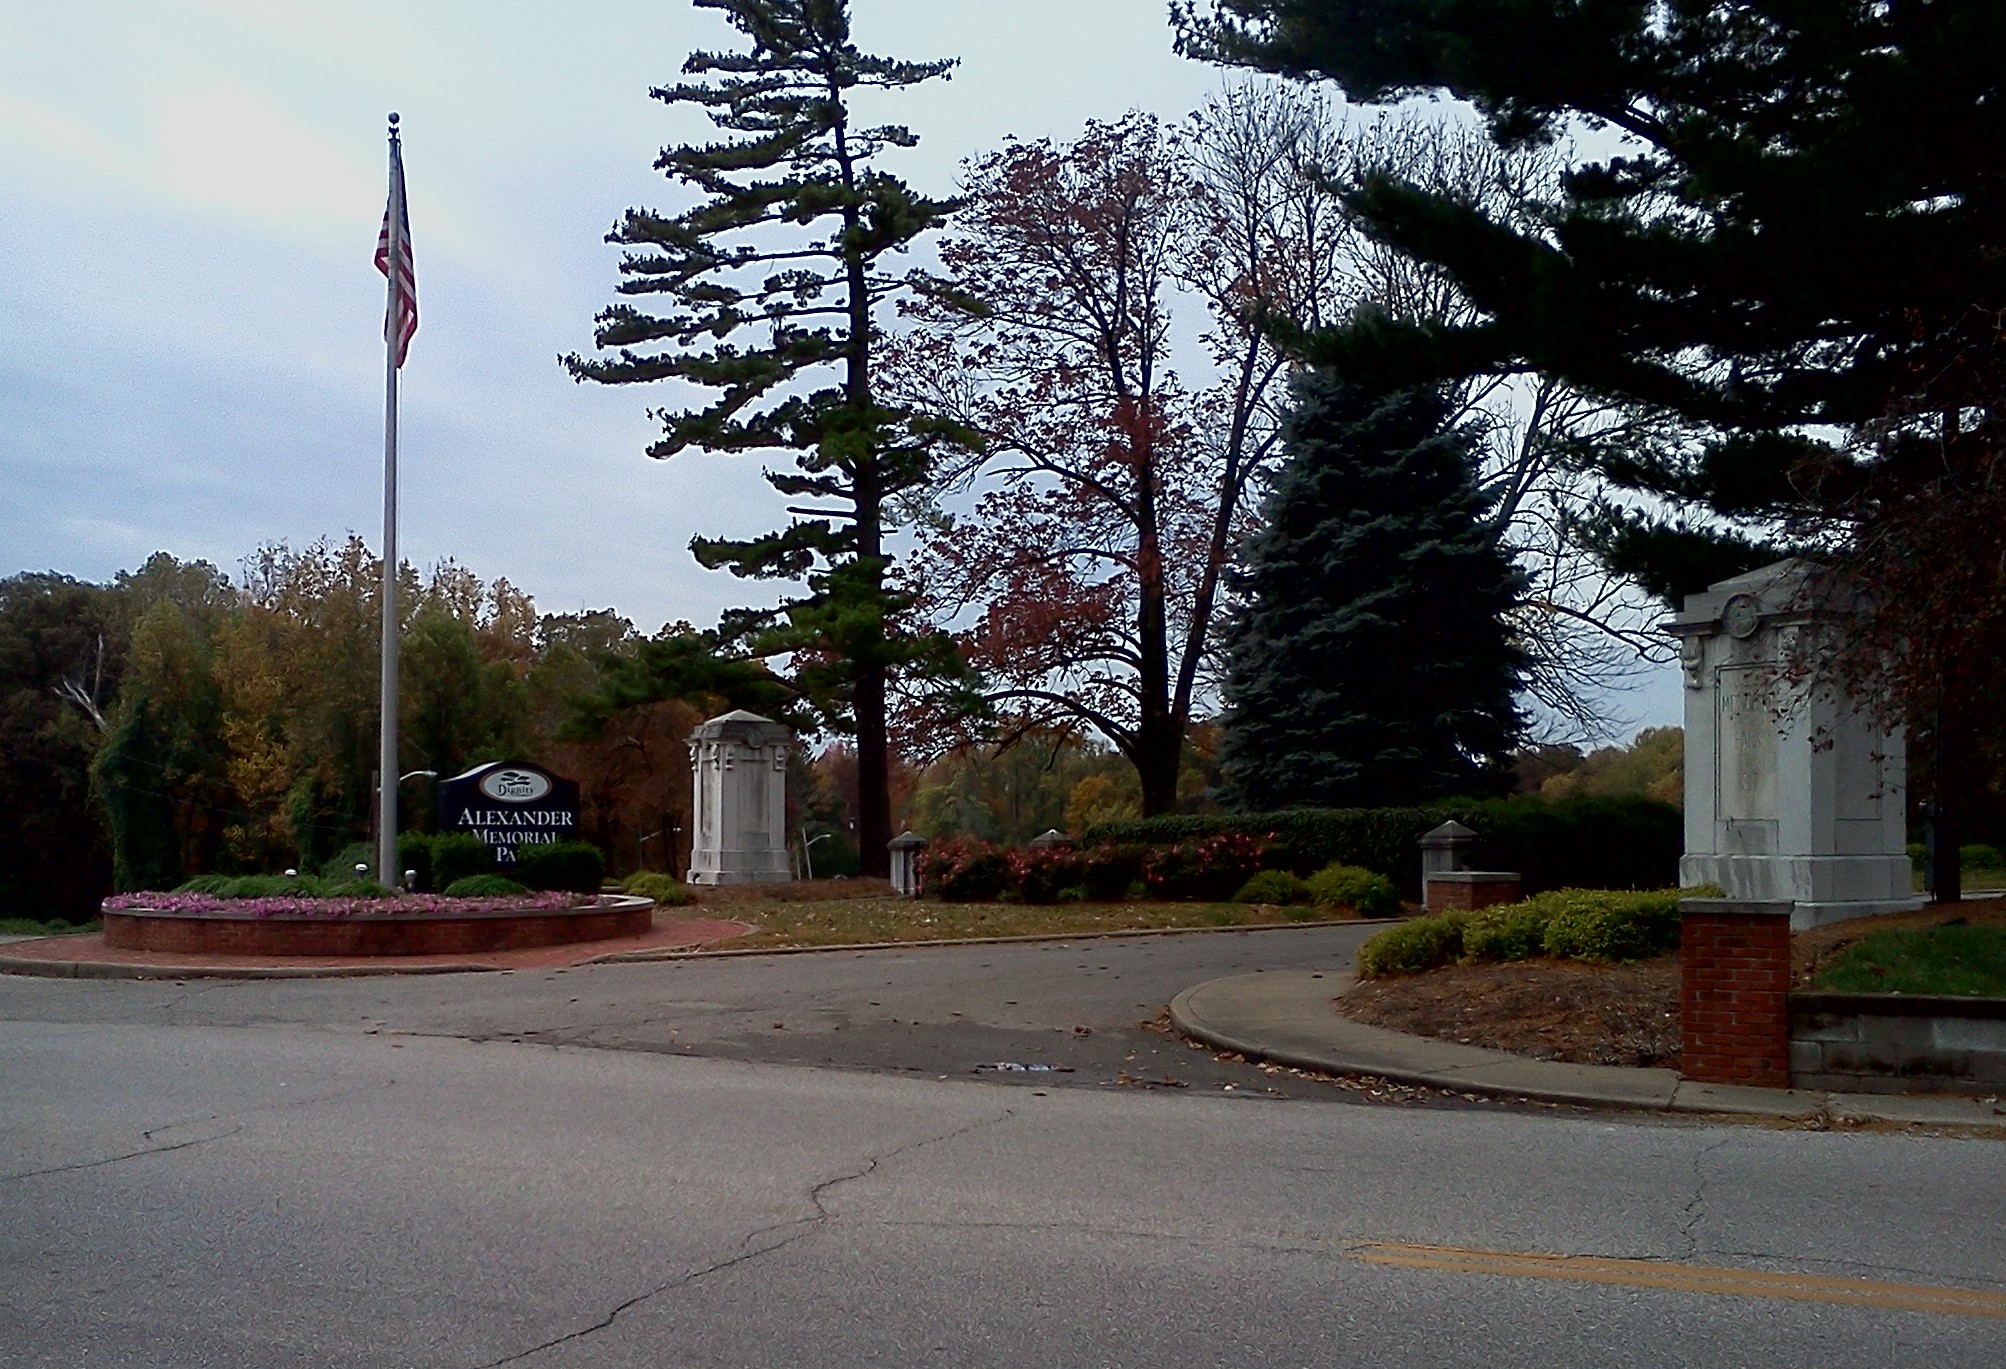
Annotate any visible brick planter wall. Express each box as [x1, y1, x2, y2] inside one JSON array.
[[1679, 898, 1793, 1087], [103, 897, 653, 958], [1423, 872, 1521, 914]]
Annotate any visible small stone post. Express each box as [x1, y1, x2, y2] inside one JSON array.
[[1419, 821, 1475, 877], [1418, 821, 1520, 913], [686, 710, 793, 885]]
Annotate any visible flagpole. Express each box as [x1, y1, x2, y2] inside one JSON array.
[[377, 112, 402, 889]]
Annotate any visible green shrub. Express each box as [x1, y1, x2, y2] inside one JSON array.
[[1234, 870, 1311, 905], [443, 875, 528, 897], [173, 874, 235, 895], [1304, 864, 1402, 917], [1907, 841, 1928, 871], [1962, 843, 2005, 870], [431, 834, 496, 889], [1358, 913, 1468, 977], [1462, 901, 1553, 962], [397, 832, 436, 891], [321, 879, 393, 898], [1083, 795, 1681, 896], [623, 871, 691, 906], [1539, 889, 1685, 962], [319, 841, 377, 882], [513, 841, 606, 893]]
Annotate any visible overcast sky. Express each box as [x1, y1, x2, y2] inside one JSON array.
[[0, 0, 1680, 736]]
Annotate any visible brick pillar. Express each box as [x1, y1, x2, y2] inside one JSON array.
[[1679, 898, 1794, 1088], [1423, 872, 1521, 913]]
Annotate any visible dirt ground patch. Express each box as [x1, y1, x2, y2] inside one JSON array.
[[1339, 956, 1681, 1068], [1339, 896, 2006, 1070], [679, 879, 1381, 949]]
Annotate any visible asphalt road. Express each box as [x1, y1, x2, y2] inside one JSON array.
[[4, 928, 2004, 1367]]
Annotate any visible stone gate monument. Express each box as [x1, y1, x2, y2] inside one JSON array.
[[1667, 559, 1921, 929], [686, 710, 793, 885]]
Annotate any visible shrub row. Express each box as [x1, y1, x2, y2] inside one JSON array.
[[175, 873, 391, 899], [1232, 865, 1402, 918], [1082, 795, 1681, 896], [1906, 842, 2006, 871], [622, 871, 692, 906], [309, 834, 607, 894], [921, 833, 1271, 904], [1356, 888, 1694, 978]]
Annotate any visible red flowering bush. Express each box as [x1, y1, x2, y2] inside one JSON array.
[[920, 833, 1275, 904], [921, 838, 1013, 902], [1141, 833, 1272, 901]]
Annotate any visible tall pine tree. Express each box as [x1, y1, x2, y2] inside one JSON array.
[[565, 0, 966, 875], [1219, 373, 1525, 810]]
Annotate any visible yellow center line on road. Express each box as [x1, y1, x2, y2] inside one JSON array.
[[1352, 1243, 2006, 1321]]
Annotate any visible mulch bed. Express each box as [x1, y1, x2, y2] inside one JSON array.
[[1338, 895, 2006, 1071], [1340, 956, 1682, 1068]]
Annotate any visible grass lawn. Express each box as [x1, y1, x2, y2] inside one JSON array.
[[0, 918, 99, 937], [1812, 924, 2006, 997], [673, 883, 1369, 950], [1913, 866, 2006, 892]]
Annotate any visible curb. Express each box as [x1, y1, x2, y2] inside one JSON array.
[[0, 956, 495, 982], [0, 917, 1395, 982], [1170, 970, 2006, 1132]]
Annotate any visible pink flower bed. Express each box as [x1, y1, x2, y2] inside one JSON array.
[[103, 891, 591, 919]]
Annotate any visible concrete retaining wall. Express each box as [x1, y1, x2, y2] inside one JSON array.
[[1791, 993, 2006, 1095]]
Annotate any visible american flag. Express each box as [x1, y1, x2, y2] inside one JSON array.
[[374, 133, 417, 367]]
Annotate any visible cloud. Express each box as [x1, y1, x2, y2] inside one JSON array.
[[146, 83, 380, 239]]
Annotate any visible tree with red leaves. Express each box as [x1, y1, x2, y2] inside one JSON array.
[[891, 93, 1348, 814]]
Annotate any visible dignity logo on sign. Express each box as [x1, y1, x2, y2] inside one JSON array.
[[481, 768, 552, 803]]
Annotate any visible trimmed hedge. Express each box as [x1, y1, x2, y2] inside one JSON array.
[[1304, 864, 1402, 917], [172, 874, 390, 899], [443, 875, 528, 897], [431, 834, 497, 890], [1358, 913, 1469, 978], [623, 871, 692, 906], [1082, 795, 1681, 896], [1357, 887, 1695, 977], [1234, 870, 1310, 905], [512, 841, 606, 893]]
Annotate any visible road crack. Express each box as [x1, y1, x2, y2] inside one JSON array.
[[1679, 1135, 1731, 1258], [0, 1079, 391, 1185], [470, 1108, 1015, 1369]]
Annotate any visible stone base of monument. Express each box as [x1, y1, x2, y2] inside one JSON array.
[[686, 858, 792, 887], [1680, 854, 1924, 930], [101, 895, 656, 958]]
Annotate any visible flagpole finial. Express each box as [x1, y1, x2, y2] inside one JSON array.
[[387, 111, 400, 139]]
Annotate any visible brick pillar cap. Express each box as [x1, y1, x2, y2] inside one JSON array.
[[1679, 897, 1795, 917]]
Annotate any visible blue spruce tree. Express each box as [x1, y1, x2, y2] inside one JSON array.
[[1219, 373, 1525, 809]]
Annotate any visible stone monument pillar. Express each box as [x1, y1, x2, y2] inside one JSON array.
[[1666, 559, 1921, 929], [686, 710, 793, 885]]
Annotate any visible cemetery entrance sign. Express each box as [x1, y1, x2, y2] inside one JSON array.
[[437, 761, 581, 866]]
